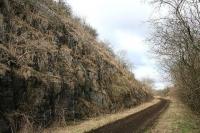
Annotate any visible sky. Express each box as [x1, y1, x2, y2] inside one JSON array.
[[61, 0, 170, 89]]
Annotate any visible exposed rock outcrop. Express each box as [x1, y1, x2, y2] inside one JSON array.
[[0, 0, 152, 132]]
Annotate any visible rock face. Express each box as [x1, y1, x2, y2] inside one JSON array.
[[0, 0, 152, 132]]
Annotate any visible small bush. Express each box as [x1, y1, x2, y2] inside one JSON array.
[[100, 40, 116, 57], [58, 0, 72, 16], [73, 16, 98, 37], [83, 24, 98, 37]]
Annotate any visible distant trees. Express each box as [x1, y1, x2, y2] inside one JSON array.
[[154, 87, 170, 97], [150, 0, 200, 112], [141, 78, 155, 94], [141, 78, 155, 89]]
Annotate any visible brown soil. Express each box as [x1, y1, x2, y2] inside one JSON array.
[[87, 98, 170, 133]]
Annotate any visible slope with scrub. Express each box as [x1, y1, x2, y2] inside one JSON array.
[[0, 0, 152, 132]]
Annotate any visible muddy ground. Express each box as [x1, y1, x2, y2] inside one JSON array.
[[87, 99, 170, 133]]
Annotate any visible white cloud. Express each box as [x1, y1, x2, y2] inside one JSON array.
[[114, 30, 147, 53], [134, 66, 157, 79]]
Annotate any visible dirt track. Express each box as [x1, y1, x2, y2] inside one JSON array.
[[87, 98, 170, 133]]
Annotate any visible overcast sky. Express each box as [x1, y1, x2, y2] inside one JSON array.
[[64, 0, 169, 89]]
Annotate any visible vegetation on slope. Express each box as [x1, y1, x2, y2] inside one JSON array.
[[0, 0, 152, 132]]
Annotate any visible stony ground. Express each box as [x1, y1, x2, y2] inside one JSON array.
[[147, 97, 200, 133]]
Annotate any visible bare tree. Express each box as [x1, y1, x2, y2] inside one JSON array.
[[149, 0, 200, 112], [116, 50, 134, 71], [141, 78, 155, 89]]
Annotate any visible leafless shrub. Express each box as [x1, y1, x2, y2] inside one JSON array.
[[116, 50, 134, 72], [139, 78, 156, 95], [73, 16, 98, 37], [57, 0, 72, 16], [99, 40, 116, 57], [149, 0, 200, 112]]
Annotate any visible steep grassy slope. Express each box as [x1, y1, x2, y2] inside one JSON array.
[[0, 0, 152, 132]]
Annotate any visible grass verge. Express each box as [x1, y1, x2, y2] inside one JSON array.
[[147, 97, 200, 133]]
